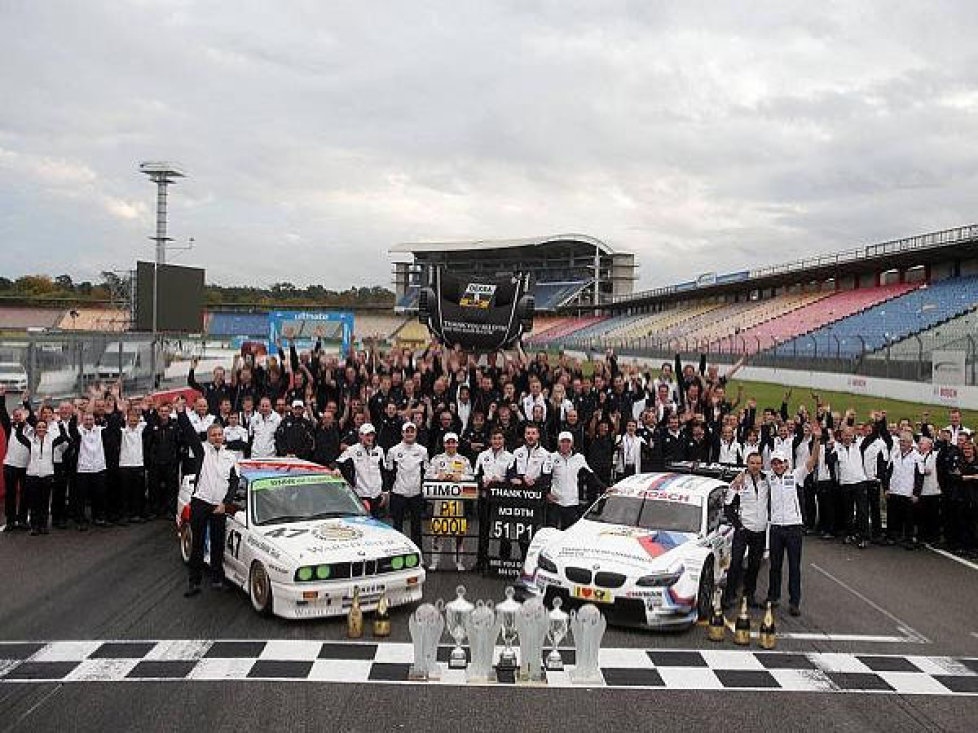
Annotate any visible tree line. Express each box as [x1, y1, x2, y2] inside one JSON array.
[[0, 274, 394, 308]]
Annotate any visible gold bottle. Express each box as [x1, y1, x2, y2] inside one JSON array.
[[372, 592, 391, 637], [707, 592, 726, 642], [347, 587, 364, 639], [758, 601, 776, 650], [733, 596, 751, 646]]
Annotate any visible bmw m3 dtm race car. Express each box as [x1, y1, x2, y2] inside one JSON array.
[[176, 457, 425, 619]]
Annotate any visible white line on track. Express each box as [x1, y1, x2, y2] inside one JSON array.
[[925, 544, 978, 571], [809, 563, 930, 644]]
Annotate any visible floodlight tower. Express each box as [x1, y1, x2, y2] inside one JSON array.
[[139, 162, 185, 265], [139, 162, 185, 387]]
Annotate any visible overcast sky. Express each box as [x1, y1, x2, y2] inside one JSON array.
[[2, 1, 977, 291]]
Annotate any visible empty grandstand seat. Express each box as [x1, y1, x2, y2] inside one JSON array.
[[533, 280, 593, 310], [773, 276, 978, 357], [207, 312, 269, 338]]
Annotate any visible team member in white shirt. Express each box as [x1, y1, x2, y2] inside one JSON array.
[[68, 412, 109, 529], [861, 419, 890, 542], [549, 432, 603, 530], [425, 432, 473, 571], [614, 419, 644, 478], [766, 431, 821, 617], [1, 390, 31, 531], [505, 424, 554, 561], [915, 437, 942, 546], [115, 409, 148, 523], [716, 424, 744, 466], [336, 423, 385, 517], [722, 451, 770, 610], [51, 402, 74, 529], [14, 419, 69, 535], [829, 427, 871, 549], [520, 378, 547, 423], [384, 422, 429, 548], [222, 412, 250, 462], [475, 429, 515, 568], [248, 397, 281, 459], [883, 431, 920, 548], [176, 404, 239, 597]]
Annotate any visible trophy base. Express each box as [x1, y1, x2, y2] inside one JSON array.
[[546, 651, 564, 671], [448, 651, 468, 670], [408, 666, 442, 682], [517, 668, 547, 685], [493, 652, 518, 684]]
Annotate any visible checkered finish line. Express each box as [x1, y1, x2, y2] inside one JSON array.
[[1, 641, 977, 695]]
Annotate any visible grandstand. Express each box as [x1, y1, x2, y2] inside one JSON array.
[[525, 224, 978, 382], [390, 234, 636, 313]]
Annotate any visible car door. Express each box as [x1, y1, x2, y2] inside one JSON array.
[[222, 479, 250, 586]]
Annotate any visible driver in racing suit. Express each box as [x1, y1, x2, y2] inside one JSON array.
[[425, 432, 473, 572]]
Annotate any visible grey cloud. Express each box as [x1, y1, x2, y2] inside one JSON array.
[[1, 1, 978, 290]]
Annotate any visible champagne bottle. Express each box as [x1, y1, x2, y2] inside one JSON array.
[[372, 592, 391, 637], [347, 587, 364, 639], [733, 596, 751, 646], [707, 592, 726, 643], [758, 601, 776, 650]]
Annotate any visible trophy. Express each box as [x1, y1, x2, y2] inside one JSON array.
[[494, 586, 522, 681], [569, 604, 606, 685], [546, 597, 569, 670], [515, 595, 548, 683], [465, 600, 498, 683], [445, 585, 474, 669], [408, 602, 445, 681]]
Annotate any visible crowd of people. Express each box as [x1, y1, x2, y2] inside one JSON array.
[[1, 340, 976, 584]]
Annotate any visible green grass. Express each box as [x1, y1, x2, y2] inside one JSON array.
[[726, 379, 978, 427]]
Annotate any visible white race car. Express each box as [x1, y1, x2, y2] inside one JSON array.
[[520, 472, 734, 629], [176, 457, 425, 619]]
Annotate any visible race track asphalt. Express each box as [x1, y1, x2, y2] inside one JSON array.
[[1, 520, 977, 732]]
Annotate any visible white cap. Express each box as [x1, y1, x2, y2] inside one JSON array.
[[402, 421, 417, 432], [558, 431, 574, 443], [770, 449, 791, 463], [443, 431, 459, 443], [359, 423, 376, 435], [291, 399, 304, 408]]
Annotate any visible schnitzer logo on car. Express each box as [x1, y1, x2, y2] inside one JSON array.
[[460, 282, 496, 308]]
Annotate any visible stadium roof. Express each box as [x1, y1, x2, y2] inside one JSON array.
[[390, 233, 618, 256]]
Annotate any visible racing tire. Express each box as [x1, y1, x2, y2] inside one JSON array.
[[179, 524, 193, 565], [696, 560, 715, 622], [249, 562, 274, 617]]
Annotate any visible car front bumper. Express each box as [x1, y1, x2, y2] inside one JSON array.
[[270, 570, 426, 620], [520, 569, 698, 629]]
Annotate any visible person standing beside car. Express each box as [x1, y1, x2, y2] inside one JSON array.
[[176, 403, 239, 598], [722, 451, 769, 610]]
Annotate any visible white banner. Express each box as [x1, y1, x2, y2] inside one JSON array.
[[932, 350, 967, 386]]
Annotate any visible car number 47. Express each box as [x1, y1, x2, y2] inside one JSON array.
[[226, 530, 243, 560]]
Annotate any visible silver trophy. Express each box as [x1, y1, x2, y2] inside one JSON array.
[[495, 586, 522, 679], [465, 600, 498, 683], [569, 603, 606, 685], [546, 597, 570, 671], [444, 585, 474, 669], [515, 595, 548, 683], [408, 601, 445, 681]]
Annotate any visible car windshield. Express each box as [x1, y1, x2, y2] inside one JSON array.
[[251, 475, 367, 526], [584, 493, 702, 534]]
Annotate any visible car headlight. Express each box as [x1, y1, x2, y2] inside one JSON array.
[[296, 566, 313, 582], [315, 564, 331, 580], [404, 553, 419, 569], [636, 565, 685, 587], [537, 552, 558, 574]]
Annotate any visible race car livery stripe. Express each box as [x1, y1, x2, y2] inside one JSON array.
[[638, 530, 696, 559]]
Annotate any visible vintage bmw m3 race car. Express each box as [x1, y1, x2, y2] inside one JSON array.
[[519, 472, 734, 629], [176, 457, 425, 619]]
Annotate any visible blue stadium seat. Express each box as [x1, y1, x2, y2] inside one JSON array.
[[207, 312, 269, 338], [773, 275, 978, 358]]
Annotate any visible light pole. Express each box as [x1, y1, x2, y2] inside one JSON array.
[[139, 162, 185, 388]]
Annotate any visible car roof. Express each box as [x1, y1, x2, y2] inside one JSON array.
[[606, 472, 726, 504], [238, 457, 338, 482]]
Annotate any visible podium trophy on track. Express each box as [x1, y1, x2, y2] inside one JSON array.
[[515, 595, 548, 683], [445, 585, 475, 669], [465, 600, 499, 683], [408, 602, 444, 681], [569, 604, 606, 685]]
